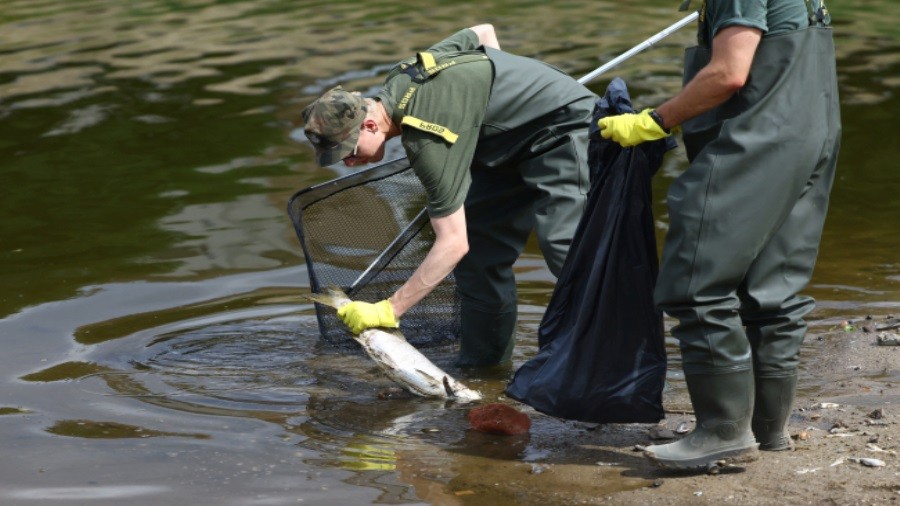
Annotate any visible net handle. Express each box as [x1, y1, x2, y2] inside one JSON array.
[[345, 208, 429, 296], [576, 11, 698, 85]]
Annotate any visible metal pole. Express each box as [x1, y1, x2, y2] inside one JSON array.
[[577, 11, 699, 85]]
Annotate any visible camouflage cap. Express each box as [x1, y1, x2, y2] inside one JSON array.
[[302, 86, 367, 166]]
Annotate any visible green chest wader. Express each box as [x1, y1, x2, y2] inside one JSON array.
[[645, 22, 841, 468], [656, 24, 841, 375], [384, 51, 525, 368], [454, 50, 594, 367]]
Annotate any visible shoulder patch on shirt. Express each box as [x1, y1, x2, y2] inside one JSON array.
[[400, 116, 459, 144]]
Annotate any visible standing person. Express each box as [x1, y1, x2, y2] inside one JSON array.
[[598, 0, 840, 470], [301, 24, 596, 366]]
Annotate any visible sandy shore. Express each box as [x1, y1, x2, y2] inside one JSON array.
[[603, 323, 898, 505], [426, 316, 899, 505]]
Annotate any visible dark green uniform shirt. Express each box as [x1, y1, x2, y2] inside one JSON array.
[[377, 30, 493, 218], [377, 29, 595, 218], [699, 0, 809, 45]]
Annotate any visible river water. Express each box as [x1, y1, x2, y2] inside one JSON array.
[[1, 1, 897, 504]]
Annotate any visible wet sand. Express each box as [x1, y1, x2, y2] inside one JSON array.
[[435, 316, 899, 505]]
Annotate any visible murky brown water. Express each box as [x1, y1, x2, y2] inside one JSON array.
[[0, 0, 897, 504]]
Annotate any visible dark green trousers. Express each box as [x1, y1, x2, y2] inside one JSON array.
[[454, 109, 591, 366]]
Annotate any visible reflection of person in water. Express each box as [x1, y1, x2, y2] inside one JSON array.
[[301, 24, 596, 367], [298, 391, 533, 502]]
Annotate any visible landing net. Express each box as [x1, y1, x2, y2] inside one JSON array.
[[287, 158, 460, 349]]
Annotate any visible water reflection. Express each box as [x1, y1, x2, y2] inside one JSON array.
[[8, 485, 170, 501], [2, 0, 898, 319], [46, 419, 210, 439], [14, 283, 658, 502], [80, 312, 329, 409]]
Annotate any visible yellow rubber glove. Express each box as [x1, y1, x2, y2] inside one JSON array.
[[337, 299, 399, 334], [597, 108, 670, 147]]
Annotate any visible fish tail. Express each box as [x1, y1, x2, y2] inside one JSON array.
[[306, 286, 351, 309], [442, 376, 454, 397]]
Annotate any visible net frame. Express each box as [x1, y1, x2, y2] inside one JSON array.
[[287, 158, 460, 349]]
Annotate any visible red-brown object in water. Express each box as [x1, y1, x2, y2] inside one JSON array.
[[467, 403, 531, 435]]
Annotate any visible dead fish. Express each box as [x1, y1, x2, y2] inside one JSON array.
[[866, 443, 898, 456], [848, 457, 886, 468], [308, 288, 482, 402], [876, 332, 900, 346]]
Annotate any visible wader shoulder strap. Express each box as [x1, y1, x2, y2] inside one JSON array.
[[678, 0, 709, 47], [388, 49, 488, 122], [398, 51, 489, 84], [804, 0, 832, 27]]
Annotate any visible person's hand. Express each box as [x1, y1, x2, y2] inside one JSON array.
[[337, 300, 399, 334], [597, 108, 670, 147]]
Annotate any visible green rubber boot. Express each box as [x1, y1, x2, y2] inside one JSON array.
[[752, 374, 797, 451], [645, 370, 759, 471]]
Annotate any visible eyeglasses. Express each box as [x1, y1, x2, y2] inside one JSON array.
[[306, 131, 339, 150]]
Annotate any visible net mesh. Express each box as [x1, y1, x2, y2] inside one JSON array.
[[287, 157, 460, 349]]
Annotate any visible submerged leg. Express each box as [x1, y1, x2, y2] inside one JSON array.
[[454, 166, 534, 367]]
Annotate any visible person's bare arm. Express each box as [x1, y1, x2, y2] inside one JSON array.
[[468, 23, 500, 50], [388, 207, 469, 317], [654, 25, 762, 129]]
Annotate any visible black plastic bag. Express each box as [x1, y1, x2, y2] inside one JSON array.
[[506, 78, 673, 424]]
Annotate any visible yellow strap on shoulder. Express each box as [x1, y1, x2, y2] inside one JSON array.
[[401, 116, 458, 144], [418, 52, 437, 71]]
